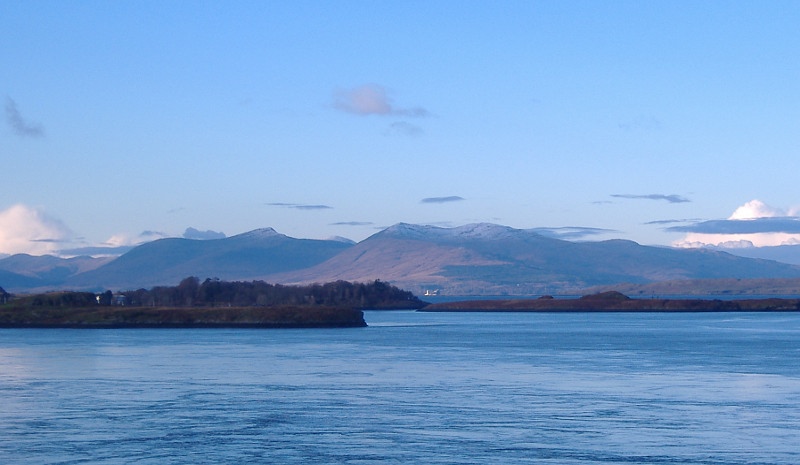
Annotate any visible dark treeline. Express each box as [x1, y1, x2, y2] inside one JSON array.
[[4, 278, 425, 310], [136, 277, 425, 309], [21, 291, 98, 308]]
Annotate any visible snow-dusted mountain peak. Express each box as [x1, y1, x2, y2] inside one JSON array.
[[448, 223, 519, 239], [233, 227, 285, 240], [326, 236, 357, 245], [381, 223, 441, 239], [381, 222, 522, 241]]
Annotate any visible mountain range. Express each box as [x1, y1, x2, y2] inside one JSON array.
[[2, 223, 800, 295]]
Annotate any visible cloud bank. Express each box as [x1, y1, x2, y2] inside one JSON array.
[[5, 97, 45, 138], [612, 194, 690, 204], [729, 199, 786, 220], [668, 217, 800, 235], [672, 200, 800, 248], [0, 204, 72, 255], [183, 227, 226, 240], [333, 84, 429, 117]]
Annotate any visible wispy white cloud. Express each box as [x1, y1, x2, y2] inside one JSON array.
[[4, 97, 45, 138], [612, 193, 690, 203], [0, 204, 71, 255], [267, 202, 333, 210], [330, 221, 374, 226], [421, 196, 465, 204], [294, 205, 333, 211], [644, 218, 704, 225], [333, 84, 429, 117], [104, 230, 168, 247], [385, 121, 423, 137]]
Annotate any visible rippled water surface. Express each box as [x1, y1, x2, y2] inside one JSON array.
[[2, 311, 799, 464]]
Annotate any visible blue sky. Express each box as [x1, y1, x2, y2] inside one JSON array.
[[2, 1, 799, 256]]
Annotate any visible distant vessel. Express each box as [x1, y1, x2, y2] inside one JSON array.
[[423, 289, 440, 296]]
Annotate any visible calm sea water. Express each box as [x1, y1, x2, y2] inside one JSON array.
[[1, 311, 799, 464]]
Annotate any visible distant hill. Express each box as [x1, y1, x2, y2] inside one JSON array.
[[64, 228, 353, 291], [2, 223, 800, 295], [0, 254, 111, 291], [266, 223, 800, 295], [715, 244, 800, 266]]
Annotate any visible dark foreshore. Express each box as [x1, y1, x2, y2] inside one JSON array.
[[420, 291, 800, 313], [0, 305, 367, 328]]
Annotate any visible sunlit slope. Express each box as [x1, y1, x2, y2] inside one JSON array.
[[267, 223, 800, 295]]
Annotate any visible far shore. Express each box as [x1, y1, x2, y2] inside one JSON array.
[[419, 291, 800, 313]]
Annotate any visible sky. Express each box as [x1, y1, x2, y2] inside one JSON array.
[[2, 1, 800, 257]]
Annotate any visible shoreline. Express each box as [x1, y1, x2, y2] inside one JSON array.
[[0, 305, 368, 328], [419, 291, 800, 313]]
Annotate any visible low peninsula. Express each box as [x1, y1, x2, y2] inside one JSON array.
[[0, 304, 367, 328], [420, 291, 800, 313], [0, 278, 426, 328]]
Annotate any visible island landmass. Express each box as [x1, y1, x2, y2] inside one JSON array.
[[0, 278, 426, 328]]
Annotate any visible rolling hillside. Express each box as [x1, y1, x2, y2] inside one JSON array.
[[3, 223, 800, 295], [266, 223, 800, 295], [65, 228, 354, 290]]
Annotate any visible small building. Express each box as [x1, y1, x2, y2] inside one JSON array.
[[96, 291, 127, 306]]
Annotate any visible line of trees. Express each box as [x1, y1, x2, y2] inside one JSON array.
[[1, 278, 426, 310], [122, 277, 425, 309], [26, 291, 98, 307]]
